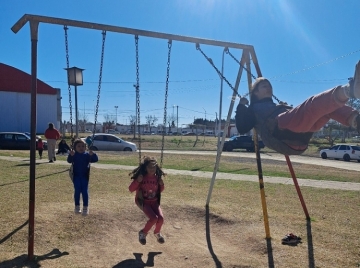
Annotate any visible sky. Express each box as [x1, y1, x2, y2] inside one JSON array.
[[1, 0, 360, 128]]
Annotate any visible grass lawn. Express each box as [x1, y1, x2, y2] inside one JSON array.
[[0, 151, 359, 267]]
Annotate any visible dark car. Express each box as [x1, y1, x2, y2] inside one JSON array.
[[222, 135, 265, 152], [0, 132, 47, 150]]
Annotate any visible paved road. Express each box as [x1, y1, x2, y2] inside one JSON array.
[[141, 149, 360, 172], [1, 154, 359, 191]]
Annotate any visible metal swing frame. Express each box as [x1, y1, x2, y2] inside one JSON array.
[[11, 14, 307, 260]]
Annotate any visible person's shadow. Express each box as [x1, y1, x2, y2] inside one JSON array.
[[113, 252, 162, 268], [0, 248, 69, 268]]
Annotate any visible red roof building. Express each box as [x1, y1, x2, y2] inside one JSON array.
[[0, 63, 61, 133]]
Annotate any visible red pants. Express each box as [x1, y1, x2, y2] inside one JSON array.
[[277, 87, 357, 133], [142, 200, 164, 234]]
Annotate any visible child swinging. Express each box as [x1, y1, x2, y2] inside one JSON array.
[[129, 156, 166, 245], [235, 61, 360, 155]]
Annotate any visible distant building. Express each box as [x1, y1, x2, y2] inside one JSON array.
[[0, 63, 61, 133]]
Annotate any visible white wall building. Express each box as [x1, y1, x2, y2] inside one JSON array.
[[0, 63, 61, 133]]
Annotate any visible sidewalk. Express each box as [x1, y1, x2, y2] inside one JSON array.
[[1, 155, 359, 191]]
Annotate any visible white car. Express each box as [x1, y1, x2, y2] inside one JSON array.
[[106, 129, 120, 134], [320, 144, 360, 162], [83, 133, 137, 151]]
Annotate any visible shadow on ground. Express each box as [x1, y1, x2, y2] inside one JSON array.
[[112, 252, 162, 268], [0, 249, 69, 268]]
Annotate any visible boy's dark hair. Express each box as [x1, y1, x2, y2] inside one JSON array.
[[129, 156, 166, 180], [73, 139, 86, 150]]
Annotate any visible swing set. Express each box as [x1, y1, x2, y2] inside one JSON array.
[[12, 14, 309, 261]]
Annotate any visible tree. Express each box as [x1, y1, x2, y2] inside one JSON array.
[[145, 115, 158, 132], [103, 114, 114, 130], [79, 111, 89, 132]]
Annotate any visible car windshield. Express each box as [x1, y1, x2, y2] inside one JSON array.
[[229, 136, 238, 141], [24, 133, 31, 139]]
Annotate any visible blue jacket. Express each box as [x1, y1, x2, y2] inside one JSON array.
[[67, 152, 98, 178]]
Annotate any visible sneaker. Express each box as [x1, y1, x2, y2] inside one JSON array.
[[154, 233, 165, 244], [349, 60, 360, 98], [281, 233, 301, 245], [82, 206, 89, 216], [49, 160, 53, 163], [138, 230, 147, 245], [74, 206, 81, 214], [53, 157, 56, 161]]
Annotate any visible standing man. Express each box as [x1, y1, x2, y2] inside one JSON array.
[[44, 122, 61, 163]]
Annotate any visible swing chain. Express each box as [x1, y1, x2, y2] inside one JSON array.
[[160, 40, 172, 167], [226, 49, 257, 80], [135, 35, 142, 165], [91, 30, 106, 146], [226, 49, 283, 104], [196, 44, 240, 98], [64, 25, 74, 147]]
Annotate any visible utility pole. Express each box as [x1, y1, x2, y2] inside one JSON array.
[[176, 105, 179, 133]]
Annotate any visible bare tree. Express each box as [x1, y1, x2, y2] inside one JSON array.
[[103, 113, 114, 131], [79, 112, 89, 132], [129, 115, 136, 135], [145, 115, 158, 132]]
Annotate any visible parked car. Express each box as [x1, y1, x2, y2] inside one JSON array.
[[222, 135, 265, 152], [320, 144, 360, 162], [0, 132, 47, 150], [106, 129, 120, 134], [82, 133, 137, 151]]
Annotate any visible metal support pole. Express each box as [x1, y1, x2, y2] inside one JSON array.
[[28, 19, 39, 261], [285, 155, 310, 220], [74, 85, 79, 138], [218, 48, 225, 137]]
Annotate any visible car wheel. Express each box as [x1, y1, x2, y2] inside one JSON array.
[[321, 152, 327, 159], [227, 147, 233, 152], [123, 147, 132, 151], [89, 146, 98, 151], [343, 154, 350, 162], [357, 160, 360, 163]]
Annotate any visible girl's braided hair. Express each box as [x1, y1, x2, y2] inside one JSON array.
[[129, 156, 166, 180]]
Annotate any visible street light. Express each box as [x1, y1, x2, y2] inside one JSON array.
[[114, 106, 118, 128], [65, 66, 84, 138], [174, 105, 179, 133]]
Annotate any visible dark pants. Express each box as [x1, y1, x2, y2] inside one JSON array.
[[38, 149, 43, 157], [57, 149, 68, 154], [73, 176, 89, 207]]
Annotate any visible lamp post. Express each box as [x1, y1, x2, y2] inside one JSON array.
[[65, 66, 84, 138], [114, 105, 118, 128], [174, 105, 179, 133]]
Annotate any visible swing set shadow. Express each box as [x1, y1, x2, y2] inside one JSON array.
[[0, 168, 68, 187]]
